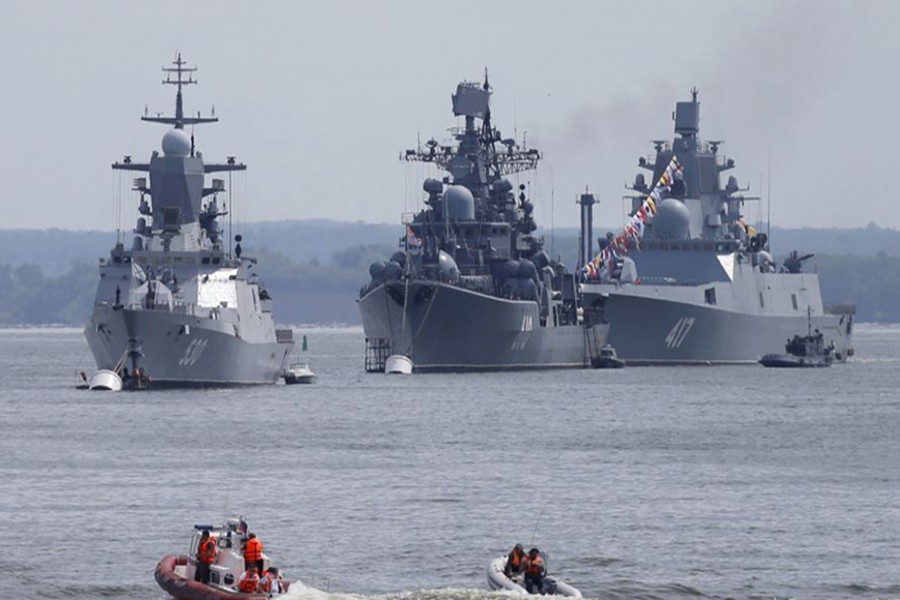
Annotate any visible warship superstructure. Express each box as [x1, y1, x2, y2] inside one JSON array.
[[83, 54, 293, 385], [580, 90, 854, 364], [358, 74, 607, 371]]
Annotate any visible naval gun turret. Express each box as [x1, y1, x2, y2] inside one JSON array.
[[783, 250, 815, 274]]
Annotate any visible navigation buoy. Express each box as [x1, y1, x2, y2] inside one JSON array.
[[88, 370, 123, 391], [385, 355, 413, 375]]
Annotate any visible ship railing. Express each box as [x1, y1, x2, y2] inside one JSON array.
[[276, 329, 294, 344], [172, 302, 197, 316]]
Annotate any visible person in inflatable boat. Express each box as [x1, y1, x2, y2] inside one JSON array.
[[238, 566, 260, 593], [243, 532, 264, 574], [504, 543, 527, 577], [195, 530, 218, 584], [259, 566, 284, 595], [523, 547, 546, 594]]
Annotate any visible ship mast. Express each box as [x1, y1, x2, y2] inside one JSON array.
[[142, 52, 218, 129]]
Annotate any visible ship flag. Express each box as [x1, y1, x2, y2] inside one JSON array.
[[583, 154, 681, 281], [406, 226, 423, 254]]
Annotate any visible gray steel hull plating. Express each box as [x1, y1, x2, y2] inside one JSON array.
[[600, 294, 854, 365], [358, 280, 606, 371], [84, 307, 292, 386]]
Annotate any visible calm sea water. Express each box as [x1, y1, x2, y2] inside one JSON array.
[[1, 325, 898, 600]]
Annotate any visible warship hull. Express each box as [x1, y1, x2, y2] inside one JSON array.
[[359, 281, 606, 371], [595, 293, 853, 365], [84, 307, 291, 386]]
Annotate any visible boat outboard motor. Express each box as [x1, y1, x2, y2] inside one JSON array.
[[437, 250, 460, 283]]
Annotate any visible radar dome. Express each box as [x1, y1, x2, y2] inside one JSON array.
[[161, 128, 191, 157], [443, 185, 475, 221], [438, 250, 460, 283], [652, 198, 690, 240]]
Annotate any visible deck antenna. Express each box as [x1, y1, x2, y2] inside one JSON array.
[[766, 144, 772, 243], [513, 100, 518, 146], [116, 171, 123, 244], [227, 156, 235, 258], [549, 164, 555, 258], [530, 502, 550, 545]]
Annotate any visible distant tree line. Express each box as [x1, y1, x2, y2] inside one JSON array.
[[1, 221, 899, 325], [2, 250, 898, 326]]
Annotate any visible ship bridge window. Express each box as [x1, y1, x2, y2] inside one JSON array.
[[791, 294, 798, 310], [705, 287, 717, 305], [202, 257, 210, 264]]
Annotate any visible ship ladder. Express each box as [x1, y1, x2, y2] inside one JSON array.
[[112, 348, 131, 375], [364, 338, 391, 373], [584, 324, 602, 368]]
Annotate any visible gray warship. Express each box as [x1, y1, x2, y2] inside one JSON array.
[[358, 74, 608, 371], [580, 90, 855, 364], [83, 54, 293, 386]]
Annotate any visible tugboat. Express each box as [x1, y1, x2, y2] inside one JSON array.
[[759, 308, 835, 368], [580, 90, 854, 364], [155, 518, 293, 600], [83, 54, 294, 386], [358, 72, 608, 372]]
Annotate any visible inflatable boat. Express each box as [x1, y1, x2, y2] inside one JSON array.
[[487, 555, 582, 597], [155, 518, 292, 600]]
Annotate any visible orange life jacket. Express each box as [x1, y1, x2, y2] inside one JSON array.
[[259, 572, 282, 594], [244, 538, 263, 562], [197, 538, 217, 564], [238, 570, 259, 593], [525, 555, 544, 576], [508, 548, 524, 571]]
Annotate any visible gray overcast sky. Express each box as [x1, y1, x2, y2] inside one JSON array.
[[1, 0, 898, 232]]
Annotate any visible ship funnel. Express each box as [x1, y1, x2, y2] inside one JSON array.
[[578, 192, 596, 275]]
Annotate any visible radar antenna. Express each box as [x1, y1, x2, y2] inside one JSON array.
[[142, 52, 218, 129]]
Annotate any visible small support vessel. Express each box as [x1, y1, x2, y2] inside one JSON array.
[[759, 308, 835, 368], [591, 344, 625, 369], [487, 548, 582, 597], [155, 518, 293, 600], [283, 363, 316, 384]]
